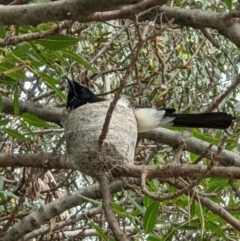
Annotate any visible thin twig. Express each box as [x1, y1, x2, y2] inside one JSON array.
[[140, 137, 226, 201], [171, 140, 185, 163], [90, 0, 168, 22], [0, 188, 27, 236], [98, 19, 146, 145], [98, 174, 128, 241], [229, 179, 240, 199], [170, 177, 240, 232], [203, 74, 240, 112], [91, 22, 132, 64], [192, 144, 213, 164], [200, 28, 220, 49], [167, 39, 206, 83], [0, 21, 73, 47]]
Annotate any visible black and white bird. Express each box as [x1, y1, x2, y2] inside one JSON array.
[[66, 77, 234, 133]]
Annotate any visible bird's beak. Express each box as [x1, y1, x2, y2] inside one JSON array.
[[65, 76, 75, 90]]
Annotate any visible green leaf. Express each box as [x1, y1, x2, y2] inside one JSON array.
[[0, 76, 18, 86], [147, 179, 159, 192], [52, 51, 68, 65], [16, 43, 45, 65], [14, 25, 19, 36], [205, 220, 226, 237], [0, 63, 25, 79], [3, 128, 30, 141], [21, 120, 34, 137], [206, 178, 228, 193], [225, 143, 238, 151], [189, 153, 198, 162], [148, 88, 158, 102], [128, 195, 145, 214], [0, 119, 10, 126], [40, 72, 59, 84], [192, 128, 219, 145], [61, 49, 94, 70], [224, 0, 232, 11], [13, 87, 19, 115], [35, 34, 79, 51], [0, 191, 19, 200], [37, 0, 51, 3], [86, 217, 108, 241], [0, 26, 6, 39], [190, 199, 195, 217], [147, 233, 162, 241], [77, 194, 102, 206], [27, 45, 47, 64], [143, 195, 153, 208], [111, 202, 127, 218], [178, 224, 199, 231], [131, 208, 142, 217], [0, 96, 3, 113], [21, 113, 50, 128], [0, 176, 3, 191], [143, 201, 159, 233], [40, 73, 66, 100]]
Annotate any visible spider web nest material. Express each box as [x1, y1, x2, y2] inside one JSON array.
[[64, 102, 138, 177]]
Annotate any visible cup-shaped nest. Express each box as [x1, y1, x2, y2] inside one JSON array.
[[64, 102, 138, 177]]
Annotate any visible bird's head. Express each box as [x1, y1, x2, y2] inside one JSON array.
[[65, 76, 105, 111]]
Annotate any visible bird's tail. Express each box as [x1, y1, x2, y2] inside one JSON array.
[[164, 112, 234, 129]]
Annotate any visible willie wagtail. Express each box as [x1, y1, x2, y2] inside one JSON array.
[[66, 77, 234, 133]]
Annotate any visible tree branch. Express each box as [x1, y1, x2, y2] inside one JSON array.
[[1, 152, 240, 179], [139, 128, 239, 166], [1, 0, 240, 48], [2, 179, 127, 241], [1, 95, 63, 126], [0, 20, 73, 47], [98, 174, 128, 241], [157, 6, 240, 47], [89, 0, 167, 21], [0, 0, 148, 26], [24, 206, 102, 240]]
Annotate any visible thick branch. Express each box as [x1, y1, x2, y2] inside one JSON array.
[[4, 167, 240, 240], [90, 0, 167, 21], [116, 163, 240, 179], [91, 6, 240, 47], [0, 1, 240, 48], [158, 6, 240, 47], [0, 152, 93, 171], [1, 153, 240, 179], [1, 95, 62, 126], [24, 207, 102, 240], [139, 128, 240, 166], [0, 0, 143, 26], [2, 180, 127, 241]]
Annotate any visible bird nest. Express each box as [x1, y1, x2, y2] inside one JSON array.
[[64, 102, 138, 177]]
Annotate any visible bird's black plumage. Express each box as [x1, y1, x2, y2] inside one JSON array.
[[164, 112, 233, 129], [66, 76, 105, 110], [66, 76, 234, 131]]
